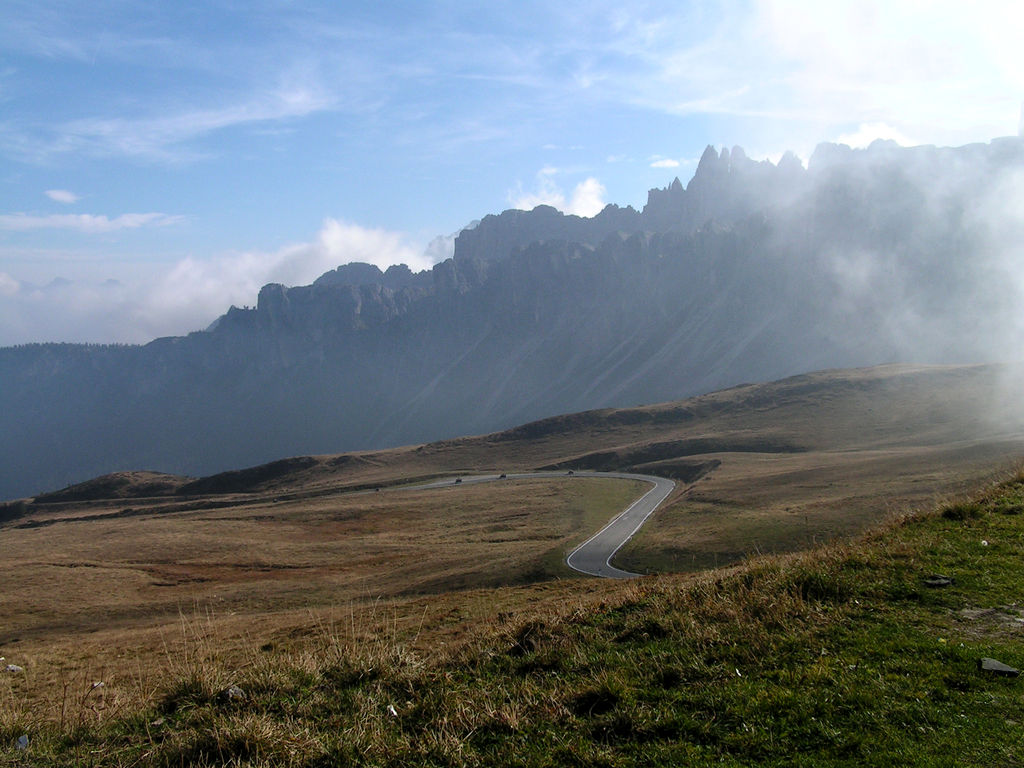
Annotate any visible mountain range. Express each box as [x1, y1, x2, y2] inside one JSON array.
[[3, 135, 1023, 500]]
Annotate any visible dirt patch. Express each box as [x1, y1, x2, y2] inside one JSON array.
[[956, 606, 1024, 639]]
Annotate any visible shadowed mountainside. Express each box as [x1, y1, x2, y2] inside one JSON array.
[[2, 136, 1024, 499], [24, 363, 1024, 505]]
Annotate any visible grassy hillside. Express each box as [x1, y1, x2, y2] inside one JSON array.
[[2, 363, 1023, 764], [3, 469, 1023, 765], [28, 364, 1020, 501], [16, 363, 1024, 578]]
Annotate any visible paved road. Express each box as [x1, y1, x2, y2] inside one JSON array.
[[563, 472, 676, 579], [416, 470, 675, 580]]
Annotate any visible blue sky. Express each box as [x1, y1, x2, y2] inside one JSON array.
[[1, 0, 1021, 344]]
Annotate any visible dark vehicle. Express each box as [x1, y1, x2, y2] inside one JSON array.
[[455, 478, 462, 484], [567, 470, 575, 476], [499, 473, 507, 479]]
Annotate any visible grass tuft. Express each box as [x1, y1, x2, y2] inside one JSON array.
[[942, 500, 985, 520]]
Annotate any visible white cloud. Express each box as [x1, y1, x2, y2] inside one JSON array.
[[0, 218, 439, 346], [508, 169, 607, 217], [317, 219, 430, 273], [650, 158, 680, 168], [0, 212, 183, 233], [568, 178, 607, 217], [0, 272, 19, 297], [834, 122, 917, 149], [135, 218, 433, 340], [45, 189, 79, 204], [753, 0, 1023, 141], [593, 1, 1024, 153], [509, 170, 565, 212], [423, 232, 457, 264]]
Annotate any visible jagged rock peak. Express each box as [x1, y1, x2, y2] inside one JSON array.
[[807, 141, 856, 171], [694, 144, 760, 178], [310, 261, 430, 293], [695, 145, 722, 177], [382, 263, 416, 289], [695, 144, 775, 175], [641, 176, 687, 224], [257, 283, 288, 312], [313, 262, 385, 288], [777, 150, 804, 174]]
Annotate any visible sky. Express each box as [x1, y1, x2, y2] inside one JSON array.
[[1, 0, 1022, 345]]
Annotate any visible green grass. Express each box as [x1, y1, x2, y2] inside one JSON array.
[[4, 473, 1024, 766]]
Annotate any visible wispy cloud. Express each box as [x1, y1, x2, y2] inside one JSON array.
[[44, 189, 79, 203], [650, 158, 680, 168], [560, 1, 1023, 152], [0, 212, 183, 233], [51, 84, 334, 162], [6, 1, 1023, 169]]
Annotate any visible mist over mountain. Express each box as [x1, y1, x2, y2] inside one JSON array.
[[3, 136, 1023, 500]]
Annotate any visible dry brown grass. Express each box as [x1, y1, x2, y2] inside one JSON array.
[[620, 440, 1023, 572], [4, 363, 1024, 734], [0, 477, 642, 722]]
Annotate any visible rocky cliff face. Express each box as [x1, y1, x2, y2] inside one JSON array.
[[3, 136, 1023, 499]]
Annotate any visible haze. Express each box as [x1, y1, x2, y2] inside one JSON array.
[[1, 0, 1022, 346]]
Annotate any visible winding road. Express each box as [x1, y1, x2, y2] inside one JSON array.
[[563, 472, 676, 579], [415, 470, 676, 580]]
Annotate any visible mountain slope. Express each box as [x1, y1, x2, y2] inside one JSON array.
[[2, 136, 1023, 499]]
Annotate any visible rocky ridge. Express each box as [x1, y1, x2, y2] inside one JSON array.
[[2, 136, 1023, 499]]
